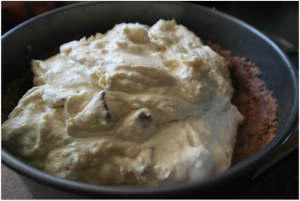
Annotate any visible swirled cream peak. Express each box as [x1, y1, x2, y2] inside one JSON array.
[[2, 20, 243, 186]]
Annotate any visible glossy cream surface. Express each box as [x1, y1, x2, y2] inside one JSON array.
[[2, 20, 243, 186]]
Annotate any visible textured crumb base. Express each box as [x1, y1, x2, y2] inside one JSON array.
[[204, 41, 278, 165], [1, 43, 278, 166]]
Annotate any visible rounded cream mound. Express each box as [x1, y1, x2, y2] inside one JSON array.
[[2, 20, 244, 186]]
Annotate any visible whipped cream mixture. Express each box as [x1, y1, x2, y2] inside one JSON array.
[[2, 20, 244, 186]]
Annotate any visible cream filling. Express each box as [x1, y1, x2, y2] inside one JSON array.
[[2, 19, 244, 186]]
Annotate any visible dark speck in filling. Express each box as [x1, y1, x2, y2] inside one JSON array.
[[100, 91, 112, 119], [138, 112, 152, 127]]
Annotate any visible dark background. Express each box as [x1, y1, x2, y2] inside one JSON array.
[[2, 1, 299, 199]]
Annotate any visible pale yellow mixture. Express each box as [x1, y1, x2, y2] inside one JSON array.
[[2, 20, 244, 186]]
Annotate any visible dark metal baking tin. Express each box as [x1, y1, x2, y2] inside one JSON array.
[[1, 2, 298, 199]]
